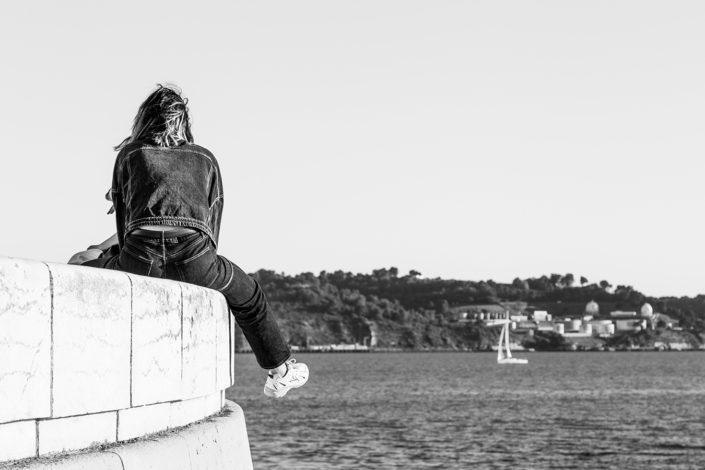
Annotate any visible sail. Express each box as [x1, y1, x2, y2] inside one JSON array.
[[504, 321, 512, 358], [497, 323, 505, 361], [497, 315, 528, 364]]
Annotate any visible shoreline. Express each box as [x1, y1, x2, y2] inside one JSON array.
[[234, 347, 705, 354]]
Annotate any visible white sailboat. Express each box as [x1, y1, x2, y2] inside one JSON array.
[[497, 320, 528, 364]]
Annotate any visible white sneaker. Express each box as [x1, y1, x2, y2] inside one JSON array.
[[263, 359, 309, 398]]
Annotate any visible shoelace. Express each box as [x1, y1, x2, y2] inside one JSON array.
[[283, 359, 305, 381], [269, 359, 296, 381]]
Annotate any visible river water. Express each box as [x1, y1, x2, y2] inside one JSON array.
[[226, 351, 705, 469]]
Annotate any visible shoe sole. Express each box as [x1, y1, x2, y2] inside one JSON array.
[[263, 375, 309, 399]]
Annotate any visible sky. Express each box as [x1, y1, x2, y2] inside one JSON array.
[[1, 1, 704, 297]]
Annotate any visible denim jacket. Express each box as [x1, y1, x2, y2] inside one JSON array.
[[111, 142, 224, 248]]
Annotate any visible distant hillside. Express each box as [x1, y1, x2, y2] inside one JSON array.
[[251, 268, 705, 350]]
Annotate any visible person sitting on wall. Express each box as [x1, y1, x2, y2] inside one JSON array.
[[69, 84, 307, 398]]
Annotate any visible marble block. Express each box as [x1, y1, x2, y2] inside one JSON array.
[[0, 419, 37, 461], [169, 392, 221, 429], [181, 284, 217, 399], [0, 257, 51, 423], [117, 401, 171, 441], [129, 276, 182, 406], [215, 295, 232, 391], [48, 263, 131, 417], [38, 412, 117, 455]]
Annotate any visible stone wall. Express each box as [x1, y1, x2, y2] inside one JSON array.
[[0, 257, 236, 462]]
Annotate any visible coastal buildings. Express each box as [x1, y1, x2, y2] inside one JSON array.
[[468, 301, 680, 341]]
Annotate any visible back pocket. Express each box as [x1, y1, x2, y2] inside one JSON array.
[[119, 246, 154, 277], [174, 247, 217, 286]]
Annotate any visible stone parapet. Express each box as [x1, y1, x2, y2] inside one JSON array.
[[0, 256, 237, 462]]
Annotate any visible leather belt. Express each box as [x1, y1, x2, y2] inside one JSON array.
[[130, 227, 198, 237]]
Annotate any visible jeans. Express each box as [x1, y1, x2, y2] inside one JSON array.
[[84, 231, 291, 369]]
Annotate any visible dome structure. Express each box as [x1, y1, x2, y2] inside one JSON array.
[[585, 300, 599, 315], [640, 303, 654, 317]]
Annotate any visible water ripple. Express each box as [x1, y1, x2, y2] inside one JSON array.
[[228, 351, 705, 469]]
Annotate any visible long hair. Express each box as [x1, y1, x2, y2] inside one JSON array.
[[115, 84, 193, 151]]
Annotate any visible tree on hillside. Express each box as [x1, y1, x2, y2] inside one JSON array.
[[477, 281, 498, 303], [527, 275, 554, 292], [398, 327, 419, 348], [561, 273, 575, 287], [580, 276, 589, 286], [436, 299, 450, 315], [614, 285, 646, 305], [512, 277, 529, 291]]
